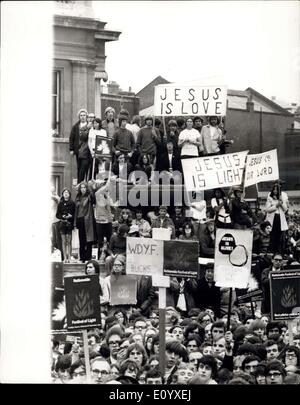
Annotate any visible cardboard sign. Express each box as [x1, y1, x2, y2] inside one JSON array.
[[245, 149, 279, 187], [95, 135, 112, 157], [152, 227, 172, 241], [214, 229, 253, 288], [126, 237, 164, 276], [64, 275, 102, 331], [154, 84, 227, 116], [110, 275, 137, 306], [236, 288, 263, 304], [270, 270, 300, 321], [163, 240, 199, 278], [182, 151, 248, 192], [152, 275, 171, 288]]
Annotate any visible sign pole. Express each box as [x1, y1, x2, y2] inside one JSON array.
[[288, 321, 293, 346], [250, 297, 255, 318], [92, 157, 96, 180], [82, 329, 92, 383], [226, 287, 233, 331], [158, 287, 166, 377]]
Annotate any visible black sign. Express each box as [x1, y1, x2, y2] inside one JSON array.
[[64, 275, 102, 331], [236, 288, 263, 304], [163, 240, 199, 278], [95, 135, 112, 157], [270, 270, 300, 321]]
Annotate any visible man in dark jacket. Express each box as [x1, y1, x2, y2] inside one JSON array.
[[261, 253, 284, 314], [199, 219, 216, 258], [194, 263, 221, 318]]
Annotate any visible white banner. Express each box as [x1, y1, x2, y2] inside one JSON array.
[[154, 84, 227, 116], [244, 149, 279, 187], [181, 151, 248, 191], [126, 237, 163, 276], [214, 229, 253, 288]]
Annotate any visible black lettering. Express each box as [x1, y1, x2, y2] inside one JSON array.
[[213, 157, 222, 170], [203, 102, 209, 114], [213, 87, 221, 100], [166, 103, 173, 114], [197, 173, 206, 188], [160, 88, 167, 100], [188, 88, 195, 101], [203, 158, 213, 170], [181, 102, 188, 114], [215, 102, 222, 114], [192, 103, 199, 114], [202, 88, 210, 101], [216, 171, 224, 185], [232, 154, 241, 166], [174, 88, 181, 101]]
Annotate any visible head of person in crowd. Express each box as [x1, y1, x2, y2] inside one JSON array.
[[145, 368, 164, 385], [211, 321, 226, 343], [169, 325, 185, 343], [204, 322, 213, 342], [193, 116, 204, 130], [205, 307, 215, 320], [129, 333, 143, 345], [144, 115, 153, 127], [158, 205, 169, 219], [113, 308, 128, 327], [60, 188, 72, 203], [212, 337, 226, 358], [208, 116, 220, 127], [133, 317, 148, 337], [91, 357, 111, 384], [244, 315, 255, 329], [236, 342, 258, 358], [128, 224, 140, 238], [87, 332, 101, 348], [201, 342, 213, 356], [188, 350, 203, 372], [248, 319, 266, 341], [182, 222, 195, 239], [185, 117, 194, 130], [87, 111, 96, 127], [271, 252, 284, 271], [184, 321, 205, 343], [118, 114, 129, 129], [265, 339, 280, 361], [168, 119, 178, 132], [55, 354, 72, 382], [197, 311, 214, 329], [77, 108, 88, 123], [176, 117, 186, 130], [205, 218, 216, 235], [266, 321, 282, 340], [119, 359, 139, 380], [278, 345, 300, 369], [252, 362, 267, 385], [230, 371, 256, 385], [213, 187, 226, 200], [165, 307, 180, 327], [116, 338, 131, 363], [241, 355, 261, 375], [137, 365, 151, 385], [104, 106, 115, 122], [131, 115, 141, 127], [185, 334, 203, 354], [85, 260, 100, 276], [119, 208, 132, 224], [265, 359, 287, 385], [150, 334, 160, 355], [111, 254, 126, 276], [261, 314, 271, 326], [165, 340, 188, 370], [109, 363, 120, 381], [187, 308, 202, 321], [171, 363, 194, 385], [125, 342, 148, 368], [76, 181, 90, 198], [92, 117, 102, 130], [260, 220, 272, 235], [68, 358, 86, 383], [195, 355, 218, 385], [154, 117, 162, 129], [106, 325, 124, 359], [148, 354, 160, 369], [293, 334, 300, 350], [217, 368, 233, 385]]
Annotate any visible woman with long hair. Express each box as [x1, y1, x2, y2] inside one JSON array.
[[74, 182, 96, 262], [56, 189, 75, 263]]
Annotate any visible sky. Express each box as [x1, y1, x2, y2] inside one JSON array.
[[93, 1, 300, 104]]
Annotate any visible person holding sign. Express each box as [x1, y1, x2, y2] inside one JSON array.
[[229, 186, 254, 229], [261, 253, 284, 314], [88, 117, 107, 179], [151, 205, 176, 239], [211, 188, 231, 229], [178, 117, 204, 159]]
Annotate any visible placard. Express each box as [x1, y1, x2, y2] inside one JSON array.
[[244, 149, 279, 187], [95, 135, 112, 157], [152, 227, 172, 240], [236, 288, 263, 304], [181, 151, 248, 191], [110, 275, 137, 306], [270, 270, 300, 321], [163, 240, 199, 278], [154, 84, 227, 116], [64, 275, 102, 331], [214, 229, 253, 288], [126, 237, 163, 276]]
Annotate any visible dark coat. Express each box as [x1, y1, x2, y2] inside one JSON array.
[[194, 276, 221, 318], [199, 227, 215, 258], [69, 121, 80, 155]]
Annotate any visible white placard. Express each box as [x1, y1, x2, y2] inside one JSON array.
[[182, 151, 248, 192], [154, 84, 227, 116], [126, 237, 163, 276], [244, 149, 279, 187], [152, 227, 171, 241], [152, 275, 170, 288]]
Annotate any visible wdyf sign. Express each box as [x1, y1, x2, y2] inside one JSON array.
[[270, 270, 300, 321], [163, 240, 199, 278], [154, 84, 227, 116], [126, 237, 163, 276], [182, 151, 248, 192], [64, 275, 101, 331]]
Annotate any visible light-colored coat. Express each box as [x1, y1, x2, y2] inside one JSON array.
[[200, 125, 223, 154], [265, 191, 289, 231]]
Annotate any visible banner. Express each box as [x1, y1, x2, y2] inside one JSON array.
[[110, 275, 137, 306], [244, 149, 279, 187], [64, 275, 102, 331], [270, 270, 300, 321], [182, 151, 248, 192], [154, 84, 227, 116], [163, 240, 199, 278], [126, 237, 164, 276], [214, 229, 253, 288]]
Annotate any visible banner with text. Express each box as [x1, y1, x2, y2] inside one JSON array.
[[64, 275, 102, 331], [163, 240, 199, 278], [244, 149, 279, 187], [154, 84, 227, 116], [270, 270, 300, 321], [126, 237, 164, 276], [182, 151, 248, 192], [214, 229, 253, 289], [110, 275, 137, 306]]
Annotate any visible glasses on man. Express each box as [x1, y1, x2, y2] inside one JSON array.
[[266, 371, 282, 377]]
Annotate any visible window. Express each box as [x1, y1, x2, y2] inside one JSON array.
[[52, 71, 61, 137]]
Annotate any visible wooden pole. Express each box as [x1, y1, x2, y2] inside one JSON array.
[[250, 297, 255, 318], [92, 157, 96, 180], [158, 287, 166, 377], [288, 321, 293, 346], [226, 287, 233, 331], [82, 329, 91, 383]]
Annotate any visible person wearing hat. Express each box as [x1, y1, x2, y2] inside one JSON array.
[[136, 115, 161, 168], [151, 205, 176, 239], [128, 224, 140, 238], [102, 106, 118, 138], [200, 116, 224, 156]]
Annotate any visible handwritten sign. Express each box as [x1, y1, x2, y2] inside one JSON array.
[[126, 237, 163, 276], [244, 149, 279, 187], [182, 151, 248, 191], [110, 275, 137, 306], [214, 229, 253, 289], [154, 84, 227, 116], [269, 270, 300, 321], [64, 275, 102, 331]]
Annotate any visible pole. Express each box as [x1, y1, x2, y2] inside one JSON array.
[[259, 107, 263, 153], [158, 287, 166, 377], [82, 329, 92, 383], [92, 157, 95, 180], [250, 297, 255, 318], [288, 321, 293, 346], [226, 287, 233, 331]]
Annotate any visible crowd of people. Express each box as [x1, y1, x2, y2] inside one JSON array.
[[50, 107, 300, 385]]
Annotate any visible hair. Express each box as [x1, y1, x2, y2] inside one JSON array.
[[166, 307, 180, 325], [106, 325, 124, 344], [193, 116, 204, 124], [69, 358, 86, 377], [183, 322, 205, 343], [112, 254, 126, 269], [212, 188, 225, 199], [260, 220, 272, 232], [169, 324, 184, 334], [248, 319, 266, 333], [76, 181, 90, 199], [60, 188, 72, 202], [237, 342, 258, 356], [119, 359, 139, 376], [118, 115, 129, 126], [168, 119, 178, 127], [278, 345, 300, 366], [85, 260, 100, 275], [118, 224, 130, 236], [113, 308, 128, 326], [145, 367, 164, 383], [55, 354, 72, 372], [209, 116, 220, 125], [270, 182, 281, 199], [185, 333, 203, 348], [93, 117, 102, 127], [211, 321, 226, 333], [77, 108, 88, 118], [182, 221, 195, 237], [176, 117, 185, 129], [241, 355, 261, 371], [154, 118, 161, 127], [188, 308, 202, 318], [264, 339, 278, 349], [138, 153, 151, 167], [265, 359, 287, 377], [125, 342, 148, 366], [148, 354, 160, 366], [131, 115, 141, 125], [217, 368, 233, 384], [266, 321, 282, 336], [198, 355, 218, 379], [133, 316, 147, 327], [90, 356, 110, 369], [63, 342, 73, 355], [166, 340, 188, 362]]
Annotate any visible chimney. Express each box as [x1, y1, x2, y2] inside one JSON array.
[[246, 94, 254, 112], [107, 81, 120, 95]]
